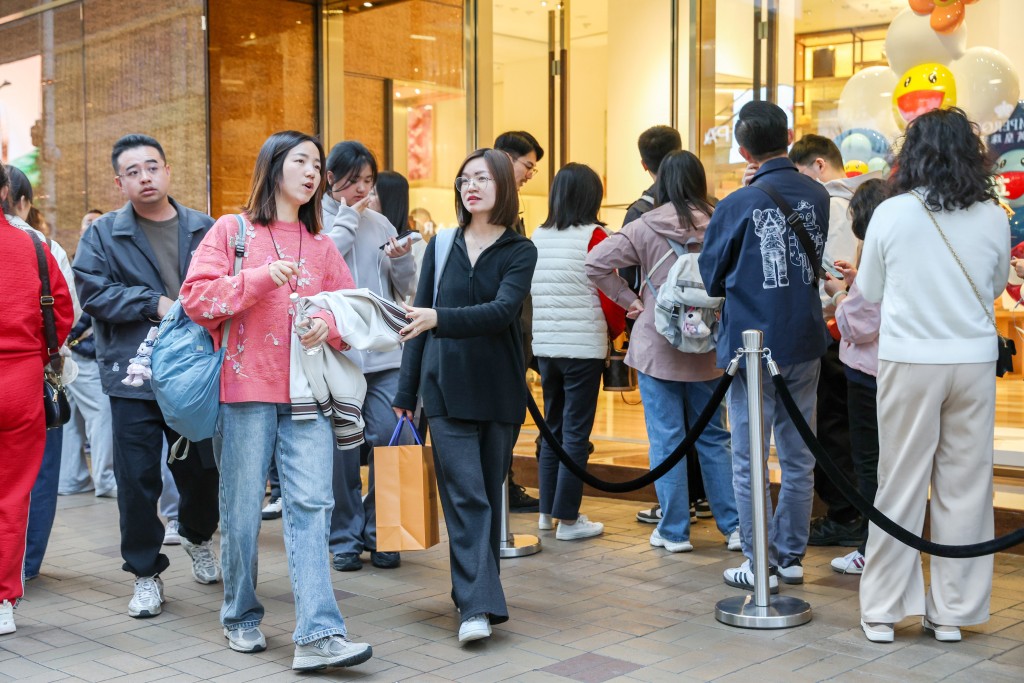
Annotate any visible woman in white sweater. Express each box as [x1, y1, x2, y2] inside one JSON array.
[[856, 108, 1010, 644]]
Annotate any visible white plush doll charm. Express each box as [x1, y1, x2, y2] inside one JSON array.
[[122, 327, 159, 386], [682, 309, 711, 339]]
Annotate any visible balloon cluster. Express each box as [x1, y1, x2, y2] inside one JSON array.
[[837, 5, 1020, 144]]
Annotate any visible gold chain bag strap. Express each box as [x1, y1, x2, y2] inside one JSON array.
[[912, 192, 1016, 376]]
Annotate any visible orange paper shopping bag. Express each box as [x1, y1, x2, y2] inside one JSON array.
[[374, 417, 440, 551]]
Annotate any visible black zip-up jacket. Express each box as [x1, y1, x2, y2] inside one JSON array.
[[393, 228, 538, 424]]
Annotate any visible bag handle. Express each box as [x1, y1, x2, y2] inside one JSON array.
[[29, 231, 63, 372], [220, 215, 249, 348], [389, 414, 423, 446], [432, 227, 457, 306], [752, 181, 822, 285], [911, 192, 1001, 336]]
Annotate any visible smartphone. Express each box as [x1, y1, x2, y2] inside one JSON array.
[[380, 231, 422, 250], [821, 260, 844, 280]]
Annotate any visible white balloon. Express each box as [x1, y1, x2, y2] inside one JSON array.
[[950, 47, 1021, 136], [885, 8, 966, 76], [867, 157, 891, 175], [840, 133, 874, 164], [838, 67, 901, 141]]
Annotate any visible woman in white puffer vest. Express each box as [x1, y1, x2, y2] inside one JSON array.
[[531, 163, 625, 541]]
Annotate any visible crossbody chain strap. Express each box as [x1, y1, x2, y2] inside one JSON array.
[[911, 191, 1000, 336]]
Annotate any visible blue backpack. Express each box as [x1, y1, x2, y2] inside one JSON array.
[[151, 215, 246, 442]]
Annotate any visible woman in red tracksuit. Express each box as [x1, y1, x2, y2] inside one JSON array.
[[0, 165, 73, 635]]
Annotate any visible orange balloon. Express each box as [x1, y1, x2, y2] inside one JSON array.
[[931, 1, 965, 35], [909, 0, 935, 12]]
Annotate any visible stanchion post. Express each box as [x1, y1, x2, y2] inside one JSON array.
[[499, 475, 541, 558], [715, 329, 812, 629]]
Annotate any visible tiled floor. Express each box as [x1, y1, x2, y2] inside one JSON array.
[[4, 492, 1024, 682]]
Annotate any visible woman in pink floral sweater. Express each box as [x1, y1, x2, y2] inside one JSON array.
[[181, 131, 372, 671]]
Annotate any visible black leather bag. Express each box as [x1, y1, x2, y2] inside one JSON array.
[[603, 345, 637, 392], [29, 232, 71, 430], [997, 335, 1017, 378]]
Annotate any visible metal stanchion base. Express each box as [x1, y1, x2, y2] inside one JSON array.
[[715, 595, 812, 629], [500, 533, 542, 558]]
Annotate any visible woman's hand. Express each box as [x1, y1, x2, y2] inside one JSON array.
[[400, 303, 438, 340], [823, 273, 847, 297], [626, 298, 644, 320], [834, 259, 857, 284], [269, 260, 299, 287], [1013, 257, 1024, 280], [393, 407, 415, 421], [742, 162, 761, 187], [337, 195, 372, 215], [384, 235, 413, 258], [300, 317, 329, 349]]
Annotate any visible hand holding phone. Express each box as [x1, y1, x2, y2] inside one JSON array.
[[822, 260, 844, 280]]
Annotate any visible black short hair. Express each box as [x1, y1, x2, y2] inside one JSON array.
[[325, 140, 378, 190], [654, 151, 714, 231], [789, 134, 844, 171], [454, 148, 519, 228], [2, 165, 33, 214], [111, 134, 165, 173], [375, 170, 410, 232], [638, 125, 682, 174], [494, 130, 544, 162], [848, 178, 888, 241], [890, 107, 998, 212], [734, 101, 790, 162], [540, 163, 605, 230]]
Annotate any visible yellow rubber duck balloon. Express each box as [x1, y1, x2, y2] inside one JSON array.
[[893, 63, 957, 127]]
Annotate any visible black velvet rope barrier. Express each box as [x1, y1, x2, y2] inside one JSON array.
[[526, 368, 735, 493], [772, 371, 1024, 558]]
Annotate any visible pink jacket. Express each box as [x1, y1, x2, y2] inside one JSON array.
[[180, 215, 355, 404], [585, 203, 720, 382], [834, 281, 880, 377]]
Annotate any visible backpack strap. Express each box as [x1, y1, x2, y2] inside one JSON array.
[[751, 181, 822, 285], [220, 215, 248, 348], [640, 239, 685, 297], [432, 228, 457, 306]]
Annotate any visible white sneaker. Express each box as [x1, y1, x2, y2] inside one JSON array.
[[922, 617, 961, 642], [538, 513, 554, 530], [831, 550, 865, 575], [777, 560, 804, 585], [224, 626, 267, 653], [726, 528, 741, 551], [292, 635, 372, 670], [649, 528, 693, 553], [555, 515, 603, 541], [162, 520, 181, 546], [128, 575, 164, 618], [723, 560, 778, 594], [0, 600, 14, 635], [458, 615, 492, 643], [261, 497, 283, 520], [181, 537, 221, 584], [861, 620, 894, 643]]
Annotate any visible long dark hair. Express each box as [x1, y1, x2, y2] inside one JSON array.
[[540, 163, 605, 229], [454, 149, 519, 228], [653, 151, 714, 230], [891, 107, 997, 211], [375, 170, 410, 232], [849, 179, 888, 241], [243, 131, 326, 234], [2, 165, 33, 215]]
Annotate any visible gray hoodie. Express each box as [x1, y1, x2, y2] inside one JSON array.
[[322, 194, 417, 372], [819, 171, 883, 319]]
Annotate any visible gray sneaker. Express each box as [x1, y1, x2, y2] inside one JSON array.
[[128, 575, 164, 618], [181, 537, 221, 584], [292, 635, 372, 671], [224, 626, 267, 653]]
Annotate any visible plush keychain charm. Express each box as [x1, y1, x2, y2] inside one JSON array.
[[122, 327, 159, 386]]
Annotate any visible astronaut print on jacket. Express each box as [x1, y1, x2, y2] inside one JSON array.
[[752, 201, 822, 289]]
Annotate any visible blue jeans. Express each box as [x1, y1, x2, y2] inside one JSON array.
[[637, 372, 739, 543], [215, 403, 347, 645], [728, 360, 819, 568], [25, 427, 63, 579]]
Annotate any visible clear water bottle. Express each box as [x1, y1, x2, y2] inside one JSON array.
[[290, 292, 322, 356]]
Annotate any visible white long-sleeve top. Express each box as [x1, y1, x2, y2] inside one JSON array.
[[857, 192, 1010, 364]]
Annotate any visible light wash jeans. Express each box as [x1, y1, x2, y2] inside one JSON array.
[[637, 372, 739, 543], [728, 359, 819, 568], [214, 403, 347, 645]]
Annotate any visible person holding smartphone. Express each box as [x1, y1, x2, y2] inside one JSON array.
[[322, 141, 417, 573]]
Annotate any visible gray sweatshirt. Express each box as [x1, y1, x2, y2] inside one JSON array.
[[322, 194, 416, 373]]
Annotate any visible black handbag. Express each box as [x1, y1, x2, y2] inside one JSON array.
[[603, 343, 637, 392], [29, 232, 71, 429]]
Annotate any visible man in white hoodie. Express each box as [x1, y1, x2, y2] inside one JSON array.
[[790, 134, 882, 549], [322, 141, 416, 571]]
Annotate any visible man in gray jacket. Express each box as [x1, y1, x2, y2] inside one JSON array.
[[73, 134, 220, 619], [322, 141, 416, 571]]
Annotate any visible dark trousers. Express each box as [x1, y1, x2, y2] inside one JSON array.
[[814, 342, 858, 523], [537, 357, 603, 520], [24, 427, 63, 578], [268, 456, 280, 499], [847, 379, 880, 556], [429, 415, 513, 625], [109, 397, 220, 577]]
